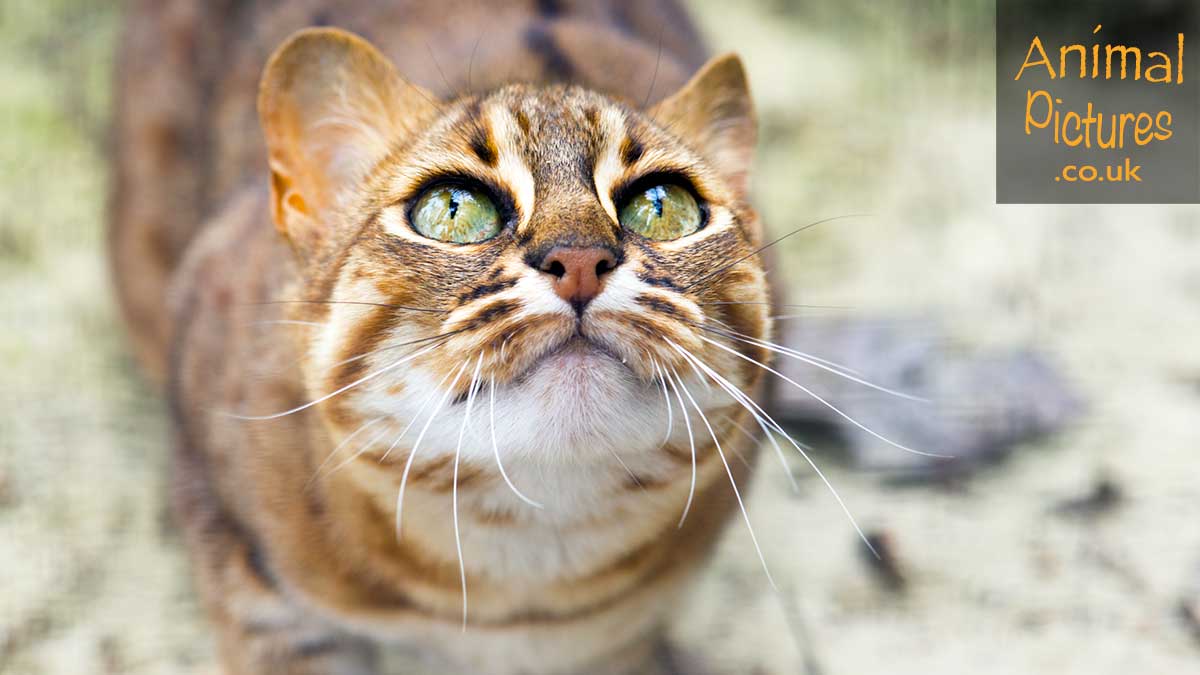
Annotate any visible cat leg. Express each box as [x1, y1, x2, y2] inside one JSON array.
[[172, 446, 377, 675], [201, 544, 377, 675]]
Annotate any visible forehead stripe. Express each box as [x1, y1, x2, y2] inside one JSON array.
[[462, 100, 498, 167], [619, 134, 644, 167]]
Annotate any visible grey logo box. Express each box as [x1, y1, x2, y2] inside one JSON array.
[[996, 0, 1199, 203]]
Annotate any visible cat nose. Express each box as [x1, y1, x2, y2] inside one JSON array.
[[536, 246, 619, 311]]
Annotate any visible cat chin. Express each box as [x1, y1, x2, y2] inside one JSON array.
[[536, 334, 629, 373], [482, 342, 666, 461], [527, 341, 630, 398]]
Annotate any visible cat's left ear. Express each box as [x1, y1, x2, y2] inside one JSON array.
[[650, 53, 757, 194], [258, 28, 440, 257]]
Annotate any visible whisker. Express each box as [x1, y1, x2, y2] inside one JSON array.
[[700, 301, 853, 311], [662, 368, 697, 528], [673, 361, 776, 590], [771, 312, 854, 320], [251, 300, 446, 314], [713, 416, 754, 472], [651, 359, 674, 447], [328, 328, 469, 372], [452, 355, 485, 630], [425, 41, 455, 96], [466, 31, 483, 94], [321, 419, 398, 481], [672, 336, 802, 490], [688, 314, 860, 376], [398, 71, 444, 110], [682, 214, 870, 291], [608, 447, 644, 491], [396, 361, 470, 539], [722, 410, 799, 494], [306, 416, 385, 488], [677, 347, 713, 393], [249, 319, 325, 328], [642, 21, 665, 109], [225, 340, 444, 421], [489, 378, 543, 509], [379, 367, 458, 462], [666, 338, 880, 559], [695, 314, 863, 377], [693, 333, 950, 459], [690, 321, 924, 401]]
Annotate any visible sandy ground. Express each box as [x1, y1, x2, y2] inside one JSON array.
[[2, 1, 1199, 673]]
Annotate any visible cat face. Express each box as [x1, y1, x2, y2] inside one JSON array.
[[259, 29, 770, 466]]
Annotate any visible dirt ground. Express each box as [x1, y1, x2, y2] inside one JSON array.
[[2, 1, 1198, 673]]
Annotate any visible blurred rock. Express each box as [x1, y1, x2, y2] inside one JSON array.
[[1051, 474, 1124, 519], [767, 317, 1083, 479], [859, 529, 907, 592]]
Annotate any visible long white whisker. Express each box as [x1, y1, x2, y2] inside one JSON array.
[[380, 367, 457, 462], [678, 347, 713, 393], [489, 378, 543, 508], [323, 419, 402, 480], [608, 447, 643, 489], [227, 341, 442, 421], [666, 342, 801, 492], [666, 339, 880, 559], [772, 312, 852, 320], [711, 319, 863, 376], [663, 368, 697, 528], [396, 361, 470, 539], [319, 418, 397, 481], [250, 319, 325, 328], [307, 416, 385, 487], [693, 333, 950, 459], [673, 364, 776, 589], [723, 407, 799, 494], [327, 330, 463, 372], [651, 359, 674, 447], [705, 314, 862, 382], [453, 356, 484, 630], [698, 324, 924, 401]]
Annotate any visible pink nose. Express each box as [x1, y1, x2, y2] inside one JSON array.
[[538, 246, 618, 310]]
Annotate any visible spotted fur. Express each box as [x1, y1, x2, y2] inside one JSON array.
[[114, 2, 770, 673]]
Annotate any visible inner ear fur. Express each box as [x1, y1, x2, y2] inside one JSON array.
[[649, 53, 757, 195], [258, 27, 440, 254]]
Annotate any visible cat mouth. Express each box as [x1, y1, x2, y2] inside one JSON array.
[[512, 332, 630, 385], [549, 333, 625, 365]]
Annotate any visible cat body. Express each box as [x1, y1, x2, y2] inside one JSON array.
[[111, 2, 770, 673]]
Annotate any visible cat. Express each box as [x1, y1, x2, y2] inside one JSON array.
[[110, 1, 771, 673]]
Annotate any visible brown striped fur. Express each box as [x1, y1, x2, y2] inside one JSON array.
[[112, 2, 771, 673]]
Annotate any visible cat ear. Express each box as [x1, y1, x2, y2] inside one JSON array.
[[258, 28, 440, 252], [650, 53, 757, 194]]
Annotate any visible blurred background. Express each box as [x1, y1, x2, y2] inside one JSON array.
[[1, 0, 1198, 673]]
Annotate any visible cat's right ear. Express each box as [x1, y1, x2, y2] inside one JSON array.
[[258, 28, 440, 255], [649, 53, 756, 195]]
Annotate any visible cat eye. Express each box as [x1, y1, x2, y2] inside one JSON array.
[[617, 183, 703, 241], [409, 184, 501, 244]]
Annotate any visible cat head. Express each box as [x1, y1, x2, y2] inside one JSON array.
[[258, 28, 770, 468]]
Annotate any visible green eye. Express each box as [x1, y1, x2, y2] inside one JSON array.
[[410, 184, 501, 243], [617, 183, 702, 241]]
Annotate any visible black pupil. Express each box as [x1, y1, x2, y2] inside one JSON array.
[[649, 186, 665, 217], [448, 193, 459, 219]]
